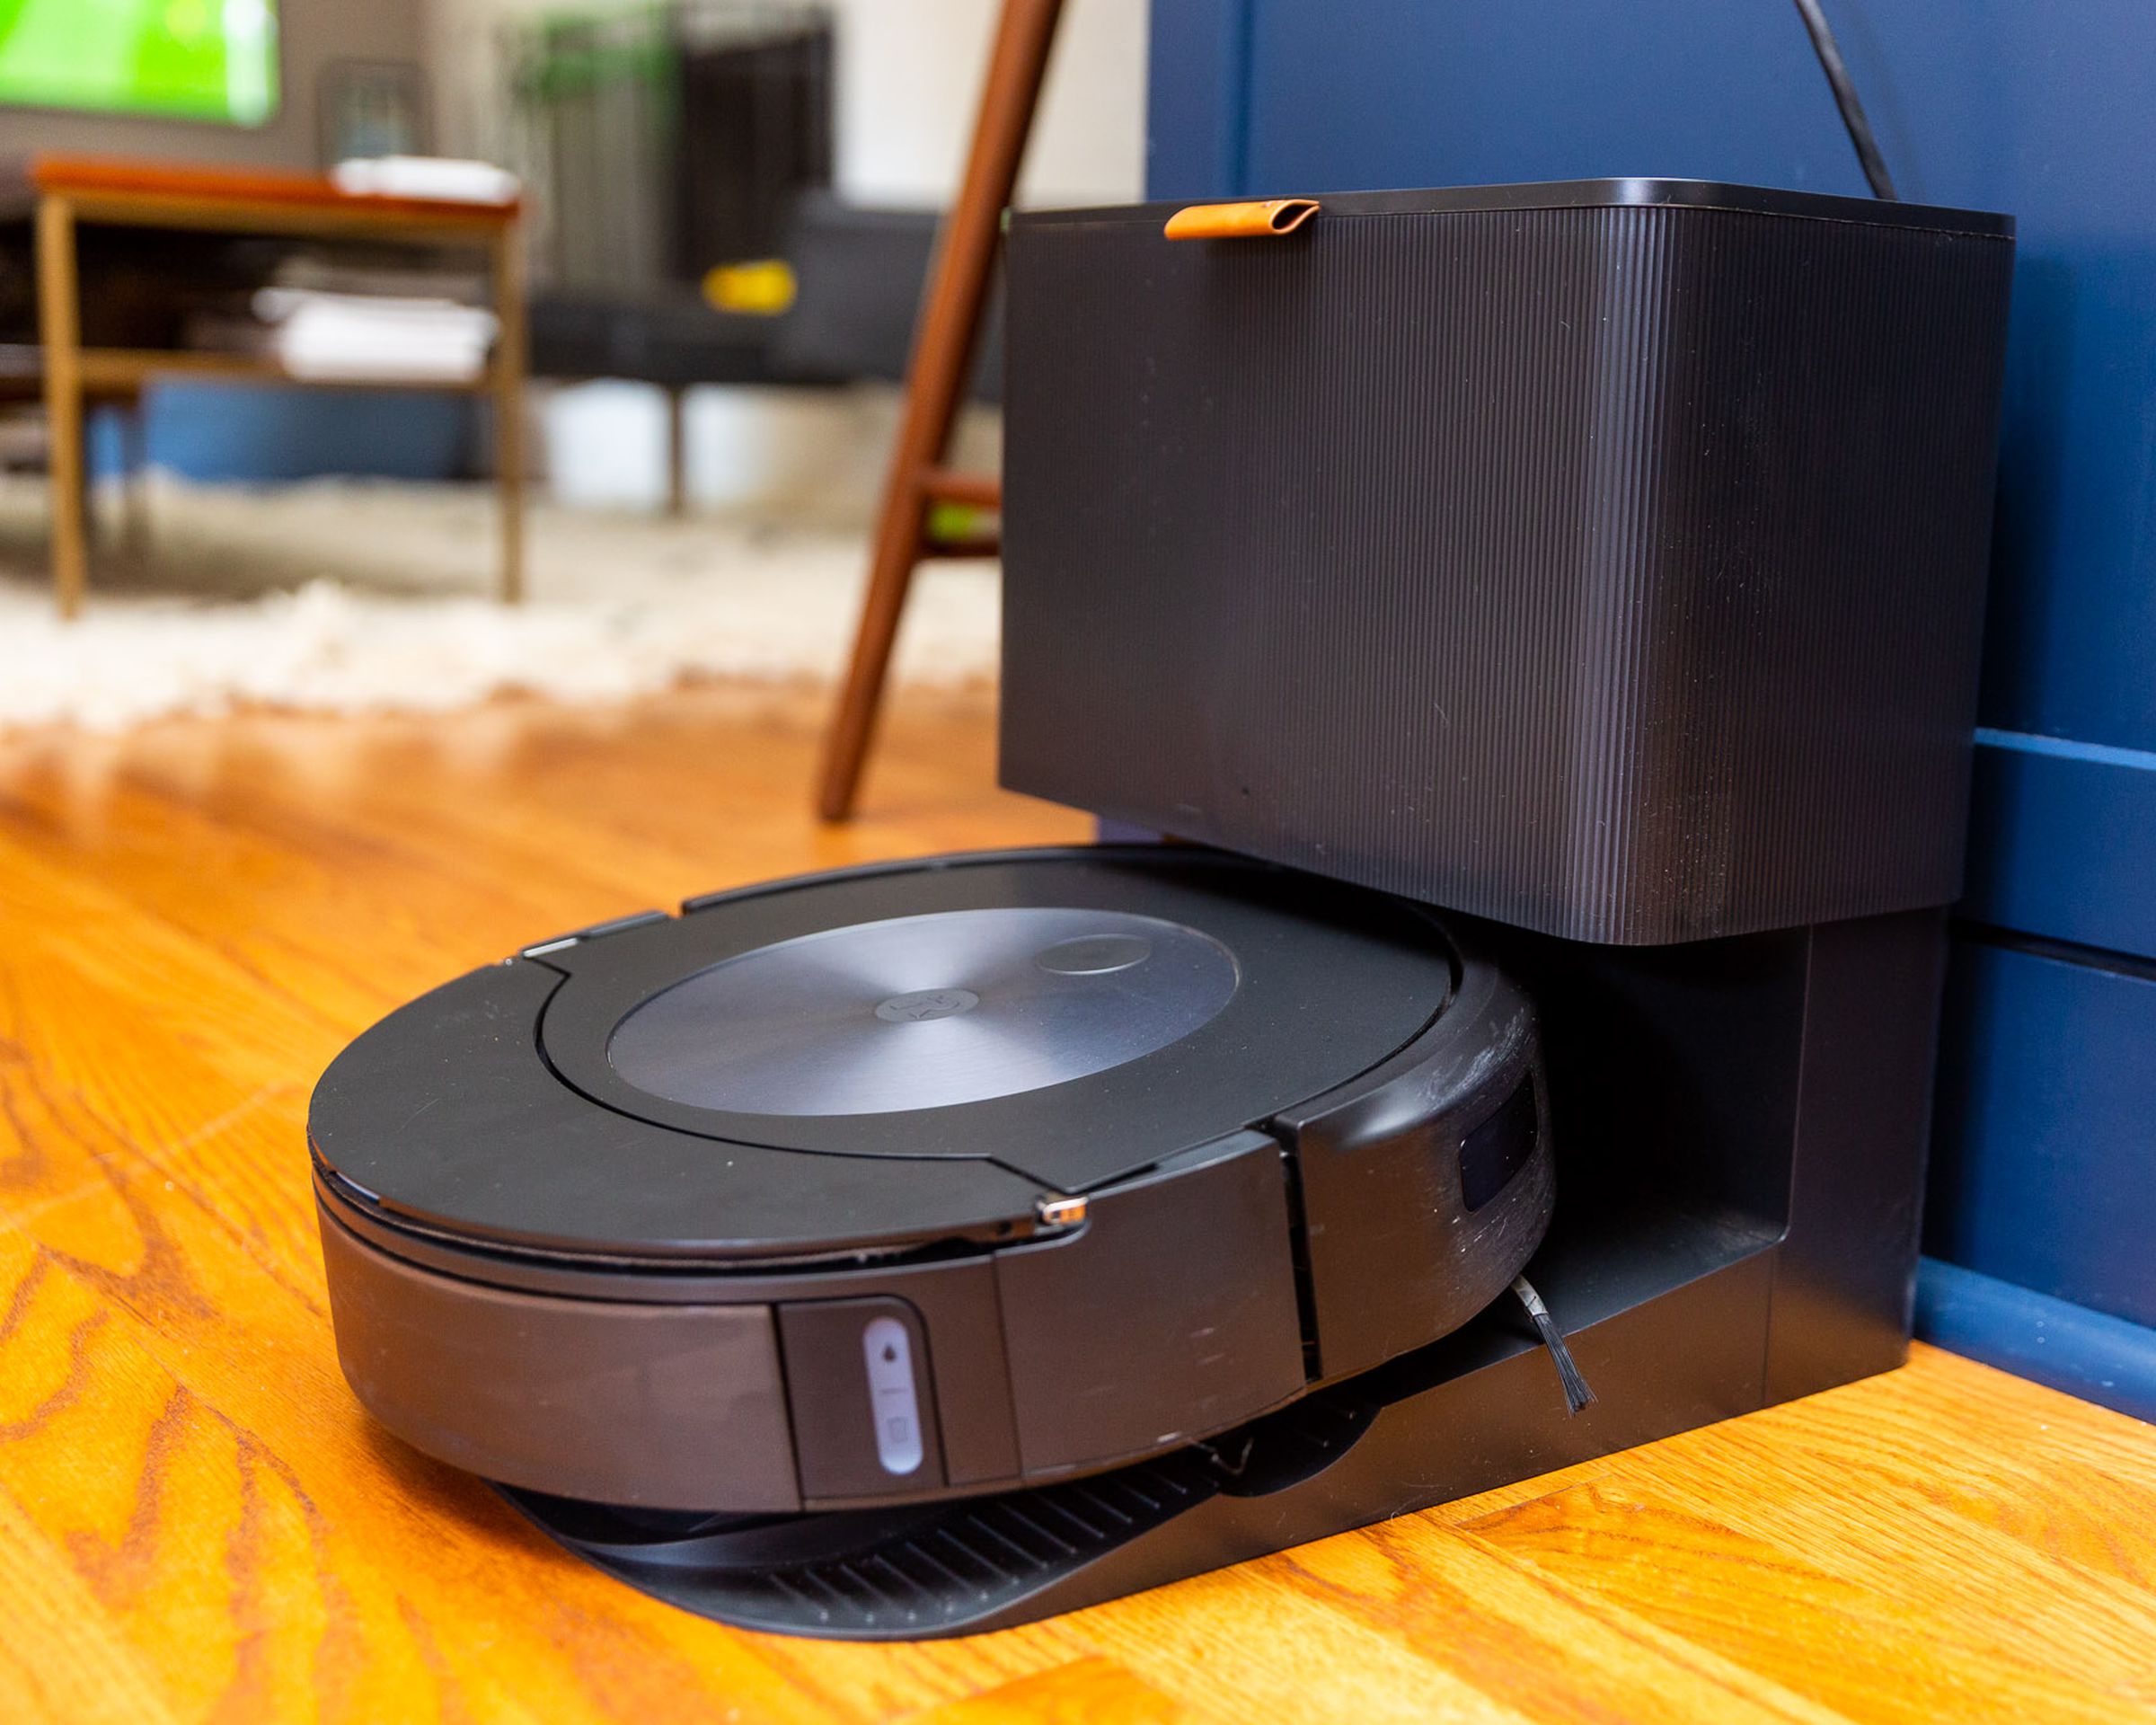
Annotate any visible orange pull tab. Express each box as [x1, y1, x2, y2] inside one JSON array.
[[1163, 198, 1320, 240]]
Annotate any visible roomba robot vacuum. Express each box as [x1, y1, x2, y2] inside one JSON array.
[[311, 846, 1554, 1635]]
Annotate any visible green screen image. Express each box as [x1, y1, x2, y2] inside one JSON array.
[[0, 0, 279, 126]]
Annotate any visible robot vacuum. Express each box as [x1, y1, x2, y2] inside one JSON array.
[[311, 845, 1556, 1634]]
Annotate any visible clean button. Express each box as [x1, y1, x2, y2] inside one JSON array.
[[862, 1315, 925, 1474]]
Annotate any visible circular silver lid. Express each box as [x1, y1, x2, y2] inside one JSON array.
[[606, 906, 1240, 1117]]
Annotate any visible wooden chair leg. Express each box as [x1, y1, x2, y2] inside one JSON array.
[[37, 193, 89, 621], [816, 0, 1063, 821]]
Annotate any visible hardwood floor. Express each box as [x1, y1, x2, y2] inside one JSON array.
[[0, 683, 2150, 1724]]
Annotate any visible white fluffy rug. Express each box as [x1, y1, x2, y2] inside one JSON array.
[[0, 474, 1000, 732]]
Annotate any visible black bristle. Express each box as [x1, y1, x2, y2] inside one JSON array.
[[1512, 1274, 1596, 1416]]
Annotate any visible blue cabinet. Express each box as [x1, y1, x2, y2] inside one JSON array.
[[1149, 0, 2156, 1415]]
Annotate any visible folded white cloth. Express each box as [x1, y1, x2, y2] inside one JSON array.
[[332, 155, 521, 206], [252, 288, 500, 384]]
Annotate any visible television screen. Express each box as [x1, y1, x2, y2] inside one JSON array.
[[0, 0, 279, 126]]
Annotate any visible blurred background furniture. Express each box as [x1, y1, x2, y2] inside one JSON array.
[[515, 0, 818, 517], [510, 1, 831, 297], [0, 0, 1118, 737], [509, 2, 1001, 518], [525, 193, 1001, 516], [6, 153, 524, 617]]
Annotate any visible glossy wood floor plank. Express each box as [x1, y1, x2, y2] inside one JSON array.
[[0, 684, 2151, 1724]]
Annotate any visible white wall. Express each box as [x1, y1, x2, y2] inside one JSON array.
[[832, 0, 1146, 208]]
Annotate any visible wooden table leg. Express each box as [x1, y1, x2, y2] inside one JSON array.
[[36, 193, 88, 620], [491, 222, 528, 604], [816, 0, 1064, 821]]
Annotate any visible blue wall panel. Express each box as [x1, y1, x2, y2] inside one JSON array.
[[1917, 1258, 2156, 1424], [1144, 0, 1253, 200], [1238, 5, 1880, 199], [1966, 731, 2156, 964], [1929, 937, 2156, 1330]]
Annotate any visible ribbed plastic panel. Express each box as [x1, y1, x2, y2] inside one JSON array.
[[502, 1369, 1383, 1639], [1000, 188, 2014, 942], [506, 1453, 1224, 1640]]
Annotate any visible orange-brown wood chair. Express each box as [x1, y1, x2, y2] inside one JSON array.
[[816, 0, 1064, 820]]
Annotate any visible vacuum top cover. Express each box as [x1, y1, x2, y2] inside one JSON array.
[[606, 905, 1242, 1116], [308, 847, 1458, 1265]]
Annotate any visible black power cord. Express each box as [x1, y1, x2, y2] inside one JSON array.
[[1791, 0, 1899, 199]]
